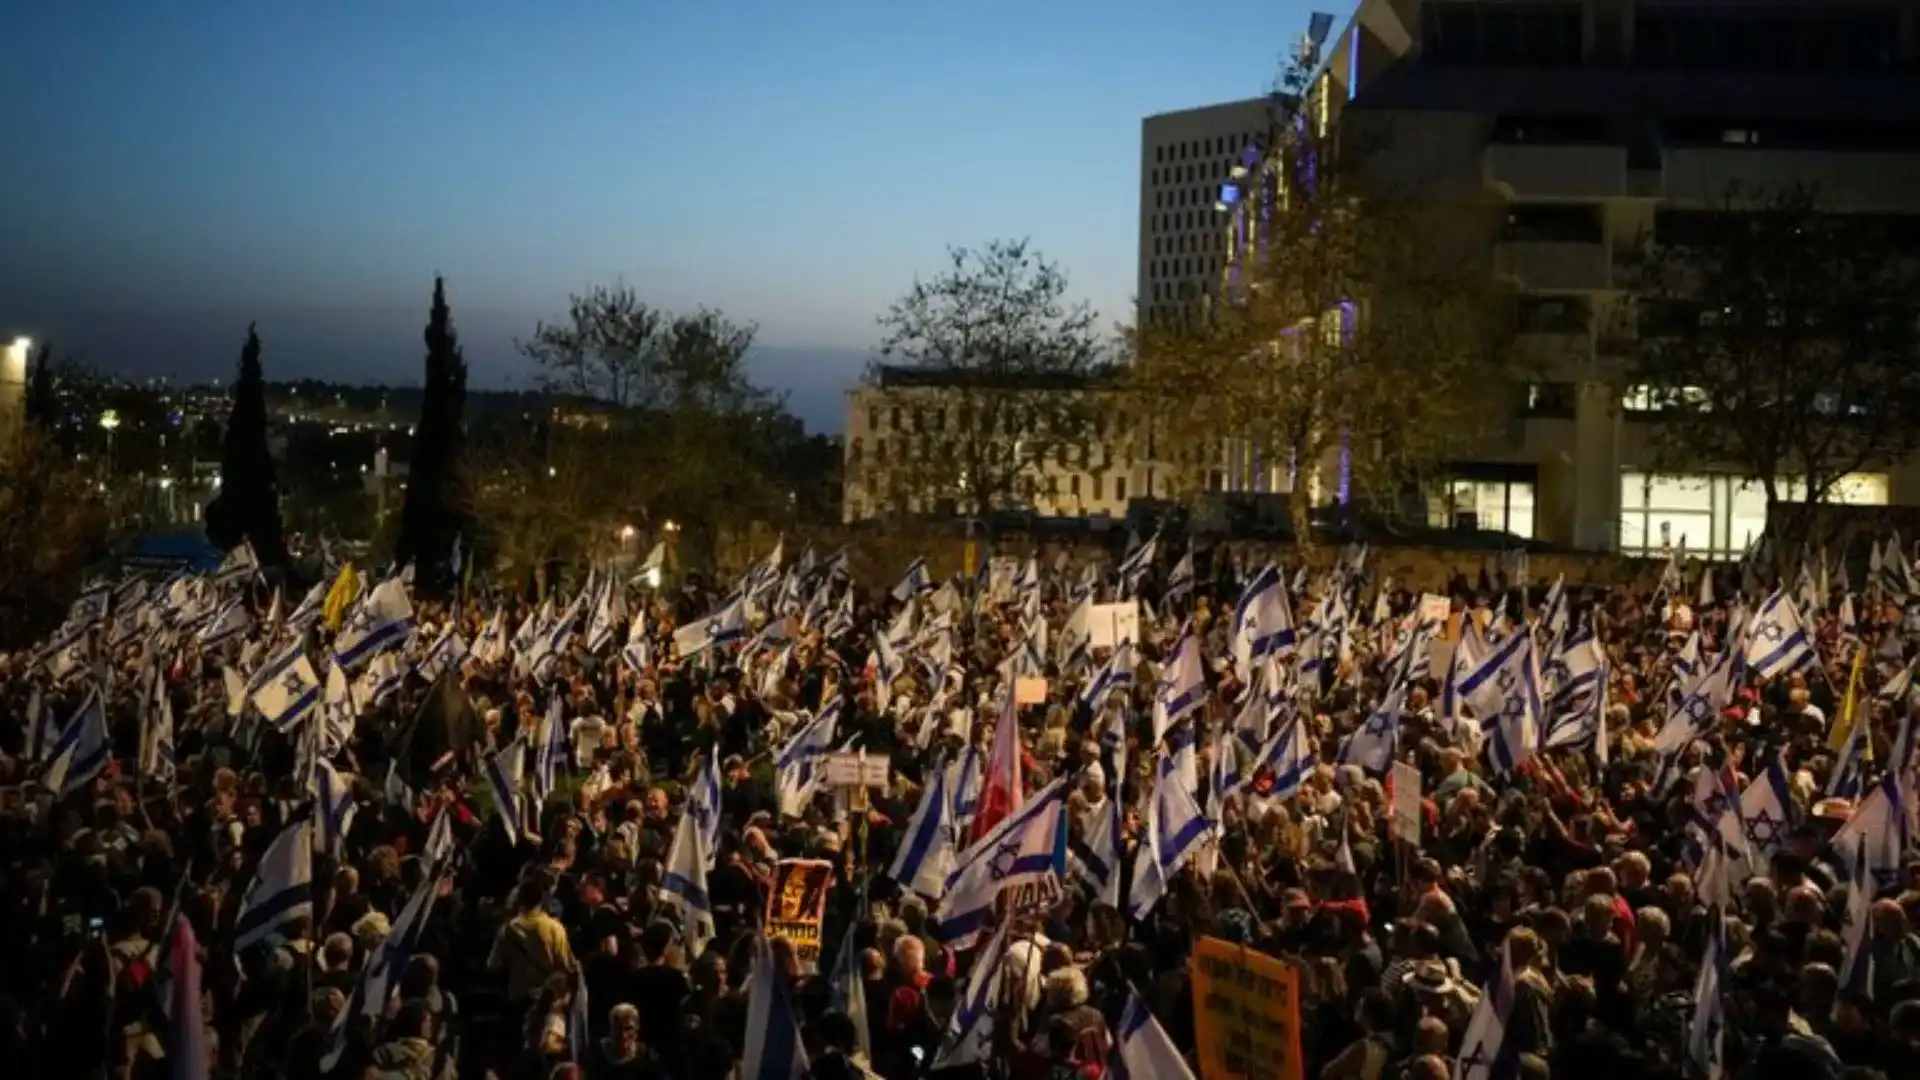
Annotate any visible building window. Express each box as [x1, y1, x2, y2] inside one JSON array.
[[1618, 471, 1889, 558], [1070, 475, 1082, 497], [1437, 479, 1536, 538], [1093, 474, 1105, 502], [1115, 476, 1128, 503]]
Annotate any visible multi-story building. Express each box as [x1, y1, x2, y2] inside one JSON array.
[[1139, 99, 1276, 319], [843, 366, 1190, 523], [1186, 0, 1920, 554]]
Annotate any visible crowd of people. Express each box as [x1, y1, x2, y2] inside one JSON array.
[[3, 535, 1920, 1080]]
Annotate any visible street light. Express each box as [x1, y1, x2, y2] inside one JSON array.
[[99, 409, 121, 474]]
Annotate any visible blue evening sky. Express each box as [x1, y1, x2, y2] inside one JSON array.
[[1, 0, 1319, 430]]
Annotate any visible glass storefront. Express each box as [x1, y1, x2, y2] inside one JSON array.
[[1618, 471, 1889, 558]]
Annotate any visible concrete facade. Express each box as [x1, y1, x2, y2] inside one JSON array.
[[1225, 0, 1920, 555]]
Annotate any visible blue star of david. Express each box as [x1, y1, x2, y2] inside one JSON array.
[[1702, 792, 1728, 819], [281, 668, 308, 698], [1496, 667, 1519, 693], [1459, 1041, 1492, 1077], [1502, 696, 1527, 721], [1364, 711, 1394, 738], [1685, 697, 1714, 724], [689, 800, 711, 834], [347, 607, 375, 636], [1745, 808, 1782, 849], [1760, 622, 1785, 643], [989, 842, 1021, 882]]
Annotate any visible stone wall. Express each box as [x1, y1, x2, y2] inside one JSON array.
[[723, 521, 1669, 592]]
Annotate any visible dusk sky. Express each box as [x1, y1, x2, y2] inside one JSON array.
[[3, 1, 1318, 431]]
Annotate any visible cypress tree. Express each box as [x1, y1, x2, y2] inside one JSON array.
[[21, 341, 59, 436], [204, 324, 287, 567], [395, 277, 469, 594]]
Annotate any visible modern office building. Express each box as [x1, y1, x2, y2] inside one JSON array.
[[1179, 0, 1920, 554], [1139, 99, 1275, 319]]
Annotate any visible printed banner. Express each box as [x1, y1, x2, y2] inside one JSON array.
[[1189, 935, 1304, 1080], [766, 857, 834, 972]]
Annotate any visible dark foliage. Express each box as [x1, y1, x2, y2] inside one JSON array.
[[203, 324, 288, 567], [395, 277, 471, 596]]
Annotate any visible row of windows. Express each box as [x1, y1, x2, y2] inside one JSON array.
[[1154, 133, 1257, 165], [1148, 211, 1209, 235], [1154, 231, 1224, 258], [1150, 157, 1236, 189], [1147, 257, 1221, 282], [1618, 471, 1888, 560], [1419, 4, 1905, 73], [1155, 186, 1218, 212]]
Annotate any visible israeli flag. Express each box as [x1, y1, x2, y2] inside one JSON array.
[[1231, 564, 1296, 681], [1744, 590, 1814, 680], [935, 776, 1069, 947], [1128, 767, 1213, 920], [44, 689, 110, 799], [531, 695, 566, 809], [673, 595, 748, 660], [1838, 833, 1875, 995], [141, 669, 177, 784], [892, 556, 933, 602], [312, 758, 357, 857], [1109, 990, 1198, 1080], [931, 917, 1016, 1070], [1456, 631, 1545, 774], [1155, 629, 1207, 743], [415, 629, 466, 684], [197, 599, 253, 650], [1070, 749, 1125, 908], [1117, 531, 1158, 595], [234, 820, 314, 950], [741, 933, 810, 1079], [1338, 681, 1405, 776], [688, 749, 725, 868], [320, 866, 445, 1073], [251, 645, 322, 732], [661, 806, 715, 957], [889, 759, 955, 902], [1252, 713, 1316, 802], [333, 578, 415, 670], [485, 738, 527, 847], [1456, 936, 1516, 1080]]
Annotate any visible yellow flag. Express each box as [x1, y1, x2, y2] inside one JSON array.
[[323, 563, 360, 632], [1828, 645, 1868, 755]]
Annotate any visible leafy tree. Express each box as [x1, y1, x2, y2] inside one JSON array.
[[395, 277, 471, 594], [1125, 54, 1517, 542], [1623, 183, 1920, 562], [0, 429, 135, 646], [863, 239, 1105, 517], [204, 324, 288, 567], [513, 286, 790, 568]]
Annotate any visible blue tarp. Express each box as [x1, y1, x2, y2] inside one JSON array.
[[122, 531, 225, 575]]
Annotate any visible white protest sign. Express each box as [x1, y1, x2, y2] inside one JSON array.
[[1088, 601, 1140, 649], [988, 557, 1020, 603], [1390, 760, 1422, 846], [1418, 593, 1452, 625]]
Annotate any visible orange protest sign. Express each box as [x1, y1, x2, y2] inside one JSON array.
[[1188, 936, 1305, 1080]]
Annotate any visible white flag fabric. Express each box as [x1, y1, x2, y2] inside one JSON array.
[[234, 820, 314, 950]]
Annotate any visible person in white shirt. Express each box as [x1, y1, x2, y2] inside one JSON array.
[[569, 714, 608, 768]]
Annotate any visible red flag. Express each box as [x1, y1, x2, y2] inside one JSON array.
[[968, 696, 1023, 845]]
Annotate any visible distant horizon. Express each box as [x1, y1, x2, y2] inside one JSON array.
[[2, 1, 1316, 438]]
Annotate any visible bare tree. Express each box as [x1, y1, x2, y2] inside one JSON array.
[[1624, 183, 1920, 562], [866, 239, 1107, 516], [509, 286, 797, 567], [1126, 54, 1517, 543]]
